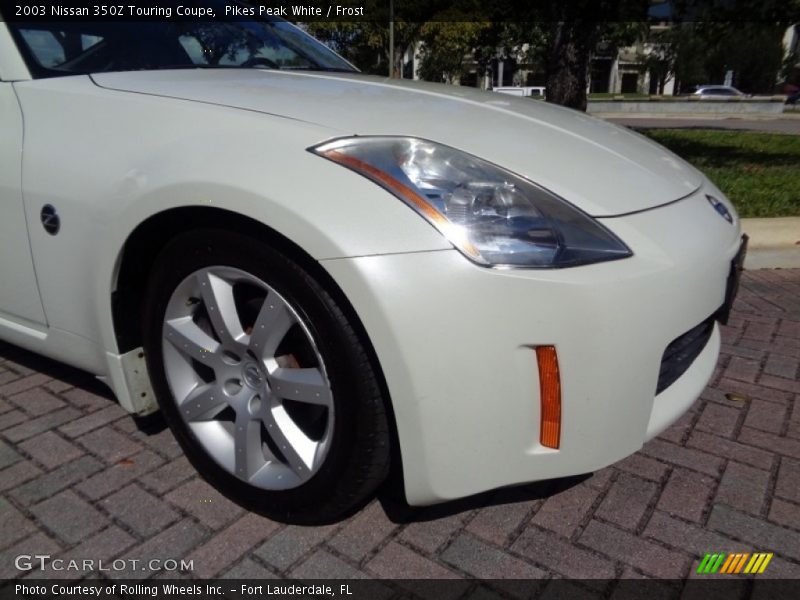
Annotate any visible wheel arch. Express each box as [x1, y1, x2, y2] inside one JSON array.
[[111, 205, 406, 498]]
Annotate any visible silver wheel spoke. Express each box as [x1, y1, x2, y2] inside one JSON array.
[[248, 295, 295, 358], [269, 367, 332, 407], [180, 384, 227, 422], [164, 317, 220, 363], [197, 270, 247, 350], [234, 414, 265, 480], [264, 406, 316, 480]]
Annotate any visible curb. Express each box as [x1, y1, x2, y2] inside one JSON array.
[[741, 217, 800, 269]]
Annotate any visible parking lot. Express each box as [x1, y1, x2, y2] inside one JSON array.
[[1, 269, 799, 589]]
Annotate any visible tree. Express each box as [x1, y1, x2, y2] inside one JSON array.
[[417, 21, 491, 83], [512, 2, 649, 110]]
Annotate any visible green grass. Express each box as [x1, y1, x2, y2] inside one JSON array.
[[640, 129, 800, 218]]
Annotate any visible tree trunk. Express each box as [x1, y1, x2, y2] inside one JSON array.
[[545, 21, 599, 111]]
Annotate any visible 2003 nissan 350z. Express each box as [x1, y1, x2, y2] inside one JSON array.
[[0, 9, 746, 523]]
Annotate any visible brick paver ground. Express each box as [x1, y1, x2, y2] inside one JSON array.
[[2, 269, 799, 585]]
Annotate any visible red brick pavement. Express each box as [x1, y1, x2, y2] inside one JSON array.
[[1, 270, 799, 587]]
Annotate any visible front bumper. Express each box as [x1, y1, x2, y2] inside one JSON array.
[[322, 188, 742, 505]]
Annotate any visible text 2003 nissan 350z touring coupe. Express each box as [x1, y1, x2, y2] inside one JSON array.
[[0, 13, 746, 523]]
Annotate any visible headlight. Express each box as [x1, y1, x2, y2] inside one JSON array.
[[310, 137, 632, 268]]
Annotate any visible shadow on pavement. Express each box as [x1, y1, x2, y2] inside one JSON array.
[[378, 473, 588, 524]]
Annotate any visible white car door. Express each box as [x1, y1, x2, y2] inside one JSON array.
[[0, 81, 47, 326]]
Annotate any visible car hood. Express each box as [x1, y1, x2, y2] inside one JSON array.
[[92, 70, 703, 216]]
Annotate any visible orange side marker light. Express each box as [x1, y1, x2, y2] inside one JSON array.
[[536, 346, 561, 449]]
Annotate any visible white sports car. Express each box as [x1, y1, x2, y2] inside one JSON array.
[[0, 10, 745, 523]]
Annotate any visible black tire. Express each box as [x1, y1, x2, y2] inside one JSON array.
[[142, 229, 390, 524]]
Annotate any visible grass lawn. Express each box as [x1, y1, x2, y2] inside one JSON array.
[[639, 129, 800, 218]]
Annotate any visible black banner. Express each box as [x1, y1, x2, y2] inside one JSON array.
[[3, 579, 800, 600], [2, 0, 799, 23]]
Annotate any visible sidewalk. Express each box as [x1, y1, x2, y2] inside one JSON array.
[[1, 270, 799, 588], [742, 217, 800, 269]]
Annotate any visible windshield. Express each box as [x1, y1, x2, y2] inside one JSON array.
[[8, 4, 356, 78]]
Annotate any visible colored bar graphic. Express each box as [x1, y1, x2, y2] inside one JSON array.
[[698, 552, 773, 575]]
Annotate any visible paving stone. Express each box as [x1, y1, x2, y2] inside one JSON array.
[[367, 541, 461, 579], [18, 431, 84, 470], [101, 483, 180, 537], [77, 427, 144, 463], [696, 402, 741, 437], [165, 478, 243, 530], [42, 379, 74, 395], [0, 497, 37, 549], [596, 473, 658, 531], [644, 511, 740, 556], [0, 371, 19, 387], [641, 439, 724, 477], [398, 512, 470, 554], [328, 501, 399, 562], [580, 520, 691, 579], [254, 524, 337, 571], [530, 483, 600, 538], [768, 498, 800, 531], [9, 455, 103, 505], [0, 439, 21, 469], [774, 458, 800, 503], [77, 449, 164, 500], [0, 460, 42, 492], [614, 453, 669, 482], [658, 410, 696, 444], [61, 387, 112, 412], [582, 467, 614, 490], [741, 321, 776, 343], [707, 505, 800, 562], [715, 462, 771, 515], [441, 533, 546, 580], [30, 490, 108, 544], [686, 430, 774, 470], [724, 356, 760, 384], [137, 455, 193, 494], [759, 375, 800, 395], [743, 398, 788, 434], [0, 374, 52, 398], [4, 407, 81, 443], [738, 427, 800, 460], [58, 405, 127, 438], [8, 388, 66, 417], [186, 513, 280, 578], [109, 519, 208, 579], [0, 409, 27, 431], [656, 468, 716, 523], [465, 501, 532, 547], [511, 526, 616, 579], [763, 354, 799, 380], [135, 426, 183, 459]]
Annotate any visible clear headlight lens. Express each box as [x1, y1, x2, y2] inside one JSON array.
[[310, 137, 632, 268]]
